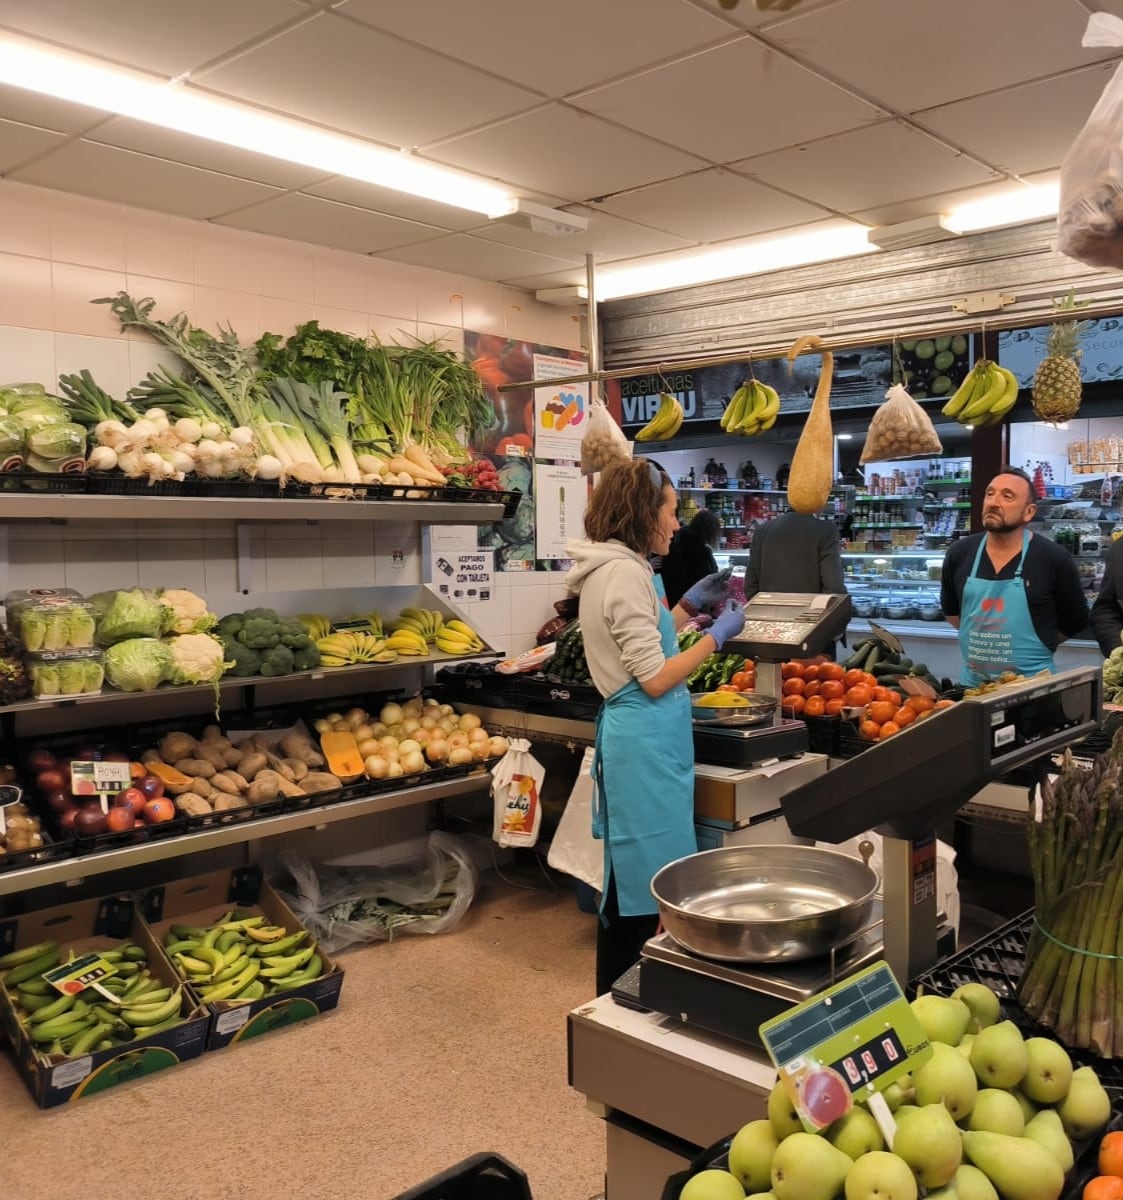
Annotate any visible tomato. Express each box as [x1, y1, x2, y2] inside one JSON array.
[[906, 696, 936, 713], [844, 685, 873, 708], [818, 663, 845, 682], [802, 664, 821, 682], [803, 680, 822, 698], [1099, 1131, 1123, 1178], [894, 706, 918, 728], [868, 700, 897, 726], [781, 695, 806, 716], [781, 678, 806, 696], [870, 686, 895, 703], [781, 662, 804, 680], [824, 699, 845, 716], [717, 684, 740, 693], [731, 671, 754, 691], [859, 720, 881, 741], [934, 699, 955, 710], [879, 721, 901, 738], [803, 696, 826, 718], [843, 669, 867, 688], [820, 680, 845, 701], [1084, 1178, 1123, 1200]]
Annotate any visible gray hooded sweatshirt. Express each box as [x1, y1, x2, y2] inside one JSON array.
[[565, 538, 666, 699]]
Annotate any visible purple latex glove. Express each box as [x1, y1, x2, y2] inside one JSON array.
[[708, 601, 745, 650], [680, 567, 734, 617]]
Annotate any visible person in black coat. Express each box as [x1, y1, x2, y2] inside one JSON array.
[[1092, 535, 1123, 656], [744, 509, 846, 598], [659, 509, 721, 609]]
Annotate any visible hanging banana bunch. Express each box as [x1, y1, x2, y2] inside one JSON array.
[[941, 360, 1019, 428], [720, 380, 781, 436], [634, 392, 685, 443]]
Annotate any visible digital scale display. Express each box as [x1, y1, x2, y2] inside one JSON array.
[[727, 592, 853, 661]]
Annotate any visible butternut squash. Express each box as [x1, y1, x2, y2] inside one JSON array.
[[320, 731, 365, 783], [145, 761, 192, 789], [786, 334, 835, 514]]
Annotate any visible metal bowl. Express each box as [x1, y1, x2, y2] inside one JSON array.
[[690, 692, 777, 727], [651, 844, 880, 963]]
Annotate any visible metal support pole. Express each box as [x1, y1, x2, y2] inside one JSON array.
[[585, 253, 600, 398], [880, 834, 939, 986]]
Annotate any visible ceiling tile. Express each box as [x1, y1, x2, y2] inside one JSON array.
[[0, 0, 307, 76], [89, 117, 330, 190], [303, 178, 487, 232], [765, 0, 1119, 115], [853, 170, 1059, 230], [216, 193, 449, 255], [340, 0, 733, 97], [592, 167, 832, 242], [915, 64, 1117, 177], [729, 121, 998, 215], [427, 105, 708, 203], [10, 141, 280, 220], [503, 266, 590, 291], [571, 37, 883, 163], [198, 12, 541, 149], [0, 84, 106, 135], [381, 234, 579, 284], [466, 206, 693, 262], [0, 119, 66, 173]]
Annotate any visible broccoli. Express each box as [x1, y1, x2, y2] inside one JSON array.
[[221, 638, 263, 678], [242, 607, 281, 624], [278, 618, 312, 650], [291, 643, 321, 672], [259, 644, 294, 676], [239, 618, 281, 650], [216, 613, 245, 639]]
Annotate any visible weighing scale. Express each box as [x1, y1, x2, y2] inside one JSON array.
[[624, 666, 1101, 1042]]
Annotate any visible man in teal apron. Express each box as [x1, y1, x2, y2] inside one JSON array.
[[940, 468, 1088, 687]]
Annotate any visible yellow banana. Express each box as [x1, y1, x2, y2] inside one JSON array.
[[721, 385, 750, 430], [245, 924, 287, 944], [757, 383, 781, 421], [961, 364, 1006, 423], [980, 367, 1020, 425], [635, 392, 684, 442]]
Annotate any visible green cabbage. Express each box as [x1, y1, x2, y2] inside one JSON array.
[[93, 589, 174, 645], [103, 638, 171, 692], [13, 400, 68, 434], [0, 416, 24, 462], [27, 422, 86, 464]]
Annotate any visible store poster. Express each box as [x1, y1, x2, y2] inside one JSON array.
[[465, 331, 586, 572], [1000, 315, 1123, 387], [532, 354, 587, 460], [429, 525, 494, 604], [533, 463, 586, 561]]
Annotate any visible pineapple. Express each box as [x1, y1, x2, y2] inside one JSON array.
[[1032, 291, 1087, 422]]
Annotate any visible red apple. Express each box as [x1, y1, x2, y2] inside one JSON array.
[[105, 806, 136, 833], [137, 775, 164, 801], [44, 790, 74, 814], [27, 749, 58, 774], [57, 808, 78, 831], [37, 768, 67, 795], [115, 787, 147, 818], [73, 807, 108, 838], [142, 798, 176, 824]]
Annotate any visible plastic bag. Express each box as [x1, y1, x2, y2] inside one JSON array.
[[546, 746, 603, 891], [273, 831, 478, 952], [860, 384, 942, 464], [580, 397, 631, 476], [491, 737, 546, 848], [1058, 13, 1123, 269]]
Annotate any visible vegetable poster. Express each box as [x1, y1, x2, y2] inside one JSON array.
[[532, 354, 587, 460], [534, 463, 585, 561]]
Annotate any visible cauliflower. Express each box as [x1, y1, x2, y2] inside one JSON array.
[[165, 633, 230, 685], [163, 589, 217, 635]]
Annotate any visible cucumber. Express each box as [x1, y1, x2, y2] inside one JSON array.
[[865, 645, 881, 671], [910, 662, 927, 676], [843, 640, 872, 669], [872, 660, 904, 676]]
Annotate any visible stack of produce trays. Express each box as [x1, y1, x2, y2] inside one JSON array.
[[4, 588, 104, 699]]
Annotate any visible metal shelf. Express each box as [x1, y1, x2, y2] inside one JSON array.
[[842, 551, 944, 558], [0, 493, 506, 524], [681, 487, 784, 495], [0, 771, 491, 898]]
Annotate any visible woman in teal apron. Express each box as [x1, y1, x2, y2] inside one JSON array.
[[565, 457, 745, 994], [959, 529, 1056, 687]]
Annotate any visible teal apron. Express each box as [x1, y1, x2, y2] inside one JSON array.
[[959, 530, 1055, 687], [591, 576, 697, 918]]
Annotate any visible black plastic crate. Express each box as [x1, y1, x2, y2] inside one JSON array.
[[802, 714, 841, 755], [393, 1153, 532, 1200], [285, 479, 522, 518], [836, 716, 875, 758], [0, 470, 87, 493], [83, 473, 283, 500], [514, 674, 601, 721], [435, 663, 519, 710], [0, 826, 72, 875]]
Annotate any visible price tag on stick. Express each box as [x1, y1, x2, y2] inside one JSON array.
[[758, 961, 933, 1140]]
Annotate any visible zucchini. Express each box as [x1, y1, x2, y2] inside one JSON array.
[[910, 662, 927, 676], [843, 640, 872, 669], [865, 645, 881, 671]]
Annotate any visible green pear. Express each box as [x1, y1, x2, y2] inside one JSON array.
[[883, 1078, 913, 1112], [1020, 1037, 1073, 1105], [914, 1042, 978, 1120], [1023, 1108, 1075, 1172], [956, 1033, 976, 1059], [770, 1132, 852, 1200], [892, 1103, 963, 1188], [767, 1079, 803, 1140], [843, 1150, 918, 1200], [966, 1088, 1025, 1136], [961, 1131, 1064, 1200], [1056, 1064, 1112, 1140], [951, 982, 1002, 1032], [954, 1163, 1000, 1200], [828, 1107, 884, 1159], [746, 1194, 777, 1199], [1011, 1090, 1038, 1123], [969, 1021, 1028, 1089], [911, 994, 972, 1045], [728, 1120, 779, 1193], [680, 1169, 746, 1200]]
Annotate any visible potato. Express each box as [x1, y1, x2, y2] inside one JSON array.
[[246, 777, 280, 806], [159, 732, 198, 763], [176, 794, 213, 817], [237, 752, 268, 781], [209, 772, 243, 795], [301, 771, 343, 796], [282, 758, 309, 782], [264, 753, 296, 781], [222, 770, 250, 791], [189, 777, 215, 798], [173, 758, 217, 779], [222, 746, 244, 768], [253, 769, 306, 800], [214, 795, 248, 812], [195, 744, 230, 771], [279, 732, 325, 767]]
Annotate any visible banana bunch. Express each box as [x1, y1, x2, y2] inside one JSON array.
[[1, 939, 190, 1057], [297, 613, 333, 642], [315, 630, 397, 666], [383, 627, 430, 657], [164, 911, 324, 1001], [392, 607, 446, 644], [721, 380, 781, 436], [635, 392, 684, 443], [941, 360, 1019, 427], [435, 619, 486, 656]]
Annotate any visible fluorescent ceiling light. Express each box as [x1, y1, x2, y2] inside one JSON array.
[[0, 31, 515, 216], [596, 222, 875, 301], [944, 181, 1060, 234]]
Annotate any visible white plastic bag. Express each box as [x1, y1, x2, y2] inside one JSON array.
[[491, 737, 546, 848], [1058, 13, 1123, 268], [547, 746, 603, 890], [580, 397, 631, 476]]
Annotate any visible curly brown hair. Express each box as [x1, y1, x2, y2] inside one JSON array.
[[584, 457, 671, 554]]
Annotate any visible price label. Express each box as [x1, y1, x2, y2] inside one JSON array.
[[70, 760, 131, 797], [759, 961, 932, 1133], [0, 785, 24, 836], [42, 951, 120, 1000]]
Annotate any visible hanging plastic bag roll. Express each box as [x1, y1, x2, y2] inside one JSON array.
[[860, 383, 942, 464], [1058, 13, 1123, 269], [491, 737, 546, 848]]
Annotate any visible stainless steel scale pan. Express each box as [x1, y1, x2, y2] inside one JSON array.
[[650, 844, 880, 964], [689, 692, 778, 727]]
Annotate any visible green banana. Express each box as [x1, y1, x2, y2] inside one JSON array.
[[164, 938, 200, 956], [260, 946, 316, 978], [199, 960, 260, 1002], [169, 924, 208, 940], [30, 1014, 95, 1043], [0, 940, 59, 970], [193, 945, 226, 977], [249, 929, 307, 958], [271, 955, 325, 991], [28, 991, 77, 1025], [66, 1021, 111, 1057], [120, 987, 183, 1027], [215, 929, 242, 954], [3, 946, 62, 986], [239, 980, 266, 1001], [174, 953, 213, 976], [122, 943, 147, 962], [15, 977, 52, 996], [132, 1015, 186, 1037], [210, 953, 251, 984], [17, 990, 61, 1012]]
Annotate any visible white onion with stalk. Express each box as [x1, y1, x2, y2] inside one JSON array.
[[229, 427, 254, 448], [170, 449, 196, 475], [253, 455, 283, 481], [174, 418, 203, 444], [87, 446, 118, 472]]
